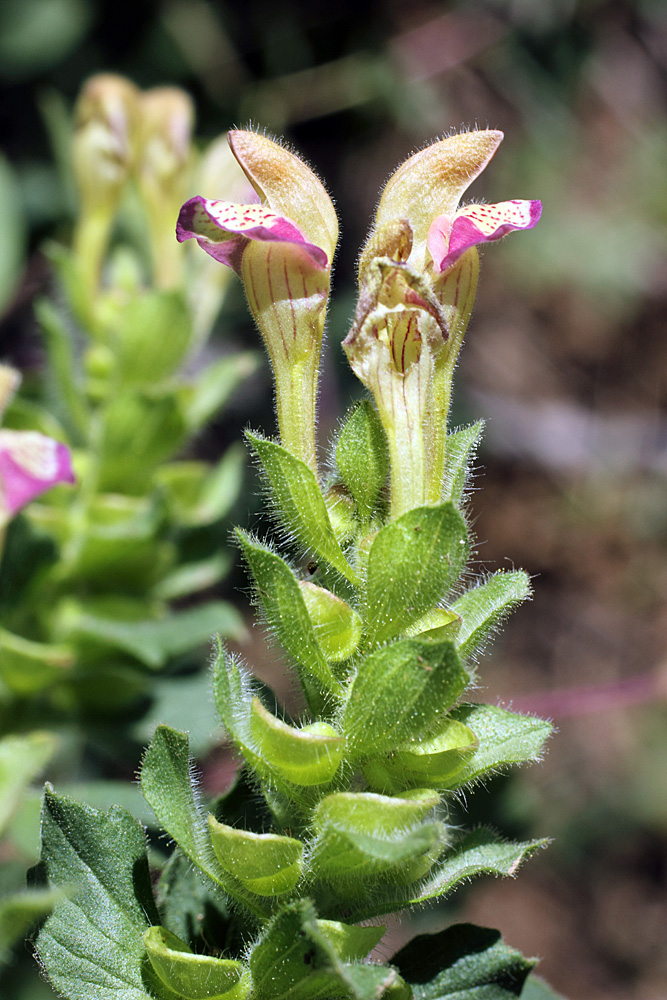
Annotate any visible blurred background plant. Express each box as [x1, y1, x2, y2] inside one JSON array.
[[0, 66, 262, 993], [1, 1, 666, 998]]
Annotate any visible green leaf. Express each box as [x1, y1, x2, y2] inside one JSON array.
[[156, 446, 246, 528], [365, 704, 551, 795], [453, 572, 531, 660], [0, 887, 63, 964], [144, 925, 249, 1000], [316, 921, 385, 962], [404, 607, 461, 643], [313, 789, 440, 837], [520, 977, 566, 1000], [0, 154, 25, 313], [140, 726, 228, 887], [349, 830, 545, 922], [108, 290, 192, 385], [59, 493, 171, 592], [237, 531, 342, 703], [312, 821, 443, 890], [341, 638, 469, 758], [212, 648, 325, 813], [0, 629, 74, 695], [409, 829, 545, 906], [392, 922, 535, 999], [437, 704, 552, 790], [98, 391, 187, 492], [251, 699, 344, 787], [182, 352, 260, 431], [249, 899, 408, 1000], [35, 298, 89, 440], [152, 551, 233, 601], [35, 787, 163, 1000], [212, 644, 263, 771], [442, 421, 484, 507], [298, 582, 362, 662], [141, 726, 273, 918], [58, 599, 244, 668], [365, 504, 469, 644], [336, 400, 389, 520], [208, 816, 304, 896], [247, 433, 359, 585], [311, 790, 444, 888], [363, 717, 477, 794]]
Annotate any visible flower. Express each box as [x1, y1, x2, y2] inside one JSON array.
[[176, 197, 328, 273], [72, 74, 141, 296], [345, 130, 541, 515], [177, 130, 338, 474], [0, 430, 75, 525], [137, 86, 195, 289]]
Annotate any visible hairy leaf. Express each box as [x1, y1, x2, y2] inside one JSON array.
[[365, 504, 469, 644], [140, 725, 267, 917], [392, 922, 535, 999], [442, 421, 484, 507], [441, 704, 552, 790], [349, 829, 545, 921], [453, 572, 531, 660], [237, 531, 342, 703], [247, 433, 359, 584], [209, 816, 304, 896], [341, 638, 468, 758], [251, 699, 344, 787], [144, 925, 249, 1000], [250, 899, 409, 1000], [336, 400, 389, 520], [35, 788, 165, 1000]]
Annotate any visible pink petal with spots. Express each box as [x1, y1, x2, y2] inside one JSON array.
[[0, 431, 75, 517], [429, 199, 542, 272], [176, 196, 329, 272]]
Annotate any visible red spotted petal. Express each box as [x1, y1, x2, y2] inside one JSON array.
[[428, 199, 542, 272], [0, 430, 75, 517], [176, 196, 329, 272]]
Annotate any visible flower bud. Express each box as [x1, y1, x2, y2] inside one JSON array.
[[71, 74, 140, 293], [137, 87, 195, 288], [72, 73, 140, 216]]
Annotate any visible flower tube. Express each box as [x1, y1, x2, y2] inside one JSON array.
[[177, 130, 338, 475], [354, 130, 541, 513]]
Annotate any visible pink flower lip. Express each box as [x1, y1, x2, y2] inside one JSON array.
[[0, 431, 75, 517], [428, 199, 542, 272], [176, 196, 329, 272]]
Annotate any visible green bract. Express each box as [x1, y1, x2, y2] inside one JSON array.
[[33, 125, 553, 1000]]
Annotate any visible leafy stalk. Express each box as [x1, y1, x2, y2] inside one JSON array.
[[33, 124, 554, 1000]]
